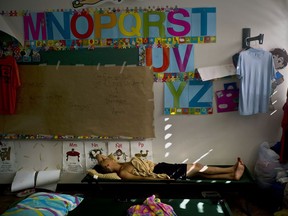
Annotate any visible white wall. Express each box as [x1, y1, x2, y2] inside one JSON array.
[[0, 0, 288, 183]]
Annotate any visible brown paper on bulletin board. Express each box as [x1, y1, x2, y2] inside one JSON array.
[[0, 65, 155, 138]]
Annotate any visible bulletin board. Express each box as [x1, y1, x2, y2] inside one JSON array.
[[0, 65, 155, 138], [37, 48, 139, 66]]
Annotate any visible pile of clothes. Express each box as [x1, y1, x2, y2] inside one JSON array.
[[127, 195, 177, 216], [254, 141, 288, 189]]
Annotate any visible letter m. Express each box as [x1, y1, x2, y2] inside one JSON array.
[[24, 12, 47, 41]]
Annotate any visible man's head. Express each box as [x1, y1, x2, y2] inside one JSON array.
[[100, 158, 116, 173]]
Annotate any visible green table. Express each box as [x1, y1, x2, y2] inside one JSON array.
[[69, 197, 232, 216]]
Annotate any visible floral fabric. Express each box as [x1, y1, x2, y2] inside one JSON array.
[[127, 195, 177, 216]]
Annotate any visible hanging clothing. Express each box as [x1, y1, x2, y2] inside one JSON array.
[[0, 56, 21, 115], [280, 98, 288, 163], [236, 48, 276, 115]]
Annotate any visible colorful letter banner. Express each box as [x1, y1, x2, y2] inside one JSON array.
[[164, 80, 213, 115], [23, 7, 216, 49], [144, 44, 194, 72], [140, 44, 201, 82]]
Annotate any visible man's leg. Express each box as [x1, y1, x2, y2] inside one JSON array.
[[186, 158, 245, 180]]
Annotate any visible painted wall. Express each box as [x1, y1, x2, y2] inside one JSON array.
[[0, 0, 288, 183]]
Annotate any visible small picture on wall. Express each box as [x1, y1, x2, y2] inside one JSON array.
[[130, 140, 153, 161], [108, 141, 130, 162], [0, 141, 16, 173], [62, 141, 85, 173], [84, 141, 107, 169]]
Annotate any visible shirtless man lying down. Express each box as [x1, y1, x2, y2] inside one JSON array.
[[87, 154, 245, 181]]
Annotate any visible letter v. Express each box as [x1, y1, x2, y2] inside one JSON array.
[[172, 44, 193, 72]]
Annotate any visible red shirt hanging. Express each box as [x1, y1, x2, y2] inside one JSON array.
[[0, 56, 21, 115]]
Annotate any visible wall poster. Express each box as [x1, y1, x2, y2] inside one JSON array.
[[0, 141, 16, 173], [164, 80, 213, 115], [84, 141, 107, 169], [62, 141, 85, 173]]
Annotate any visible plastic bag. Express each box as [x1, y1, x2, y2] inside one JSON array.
[[254, 142, 282, 188]]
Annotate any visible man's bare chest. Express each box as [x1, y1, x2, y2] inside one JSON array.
[[121, 163, 135, 173]]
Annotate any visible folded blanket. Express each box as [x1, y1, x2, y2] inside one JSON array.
[[131, 157, 169, 179], [87, 169, 121, 180]]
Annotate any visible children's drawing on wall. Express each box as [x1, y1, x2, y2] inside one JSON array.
[[130, 140, 153, 161], [108, 141, 130, 162], [72, 0, 124, 8], [0, 141, 16, 173], [164, 80, 213, 115], [62, 141, 85, 173], [84, 141, 107, 169], [215, 82, 239, 113], [270, 48, 288, 70], [66, 149, 80, 162], [270, 48, 287, 88]]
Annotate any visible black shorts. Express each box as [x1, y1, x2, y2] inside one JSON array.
[[153, 163, 187, 180]]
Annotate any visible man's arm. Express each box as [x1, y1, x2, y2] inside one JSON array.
[[96, 154, 107, 163]]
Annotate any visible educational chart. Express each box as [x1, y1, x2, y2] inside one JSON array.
[[0, 65, 154, 138], [140, 44, 197, 81], [22, 7, 216, 49], [0, 141, 16, 173], [130, 140, 153, 161], [1, 7, 216, 63], [108, 141, 130, 162], [62, 141, 85, 173], [84, 141, 107, 169], [164, 80, 213, 115]]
